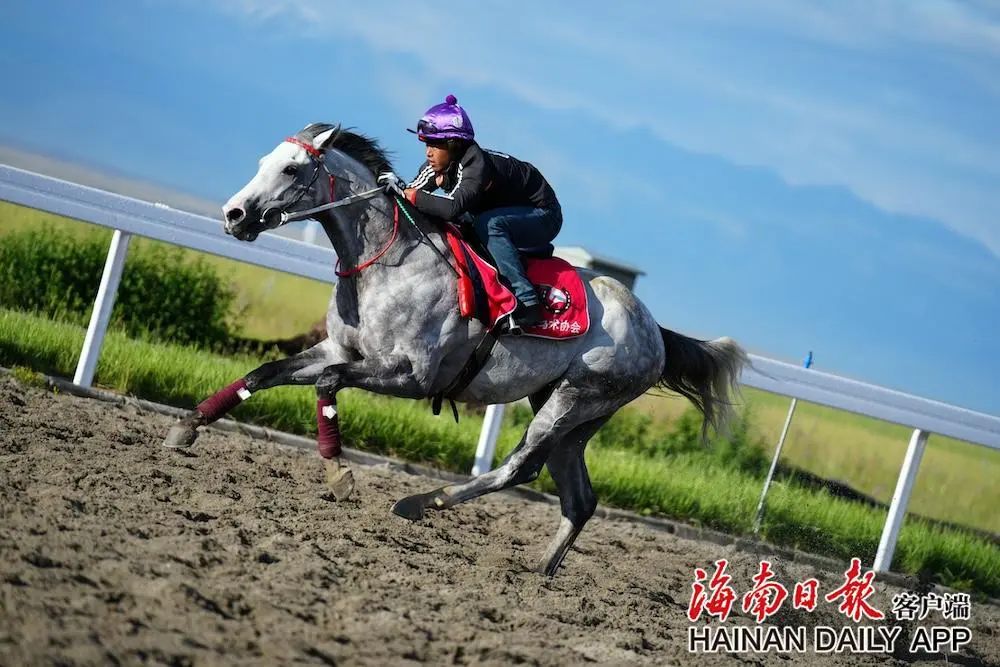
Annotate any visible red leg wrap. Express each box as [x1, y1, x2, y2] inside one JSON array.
[[317, 398, 342, 458], [196, 379, 249, 423]]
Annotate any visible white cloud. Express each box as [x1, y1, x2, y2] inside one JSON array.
[[677, 0, 1000, 56], [214, 0, 1000, 256]]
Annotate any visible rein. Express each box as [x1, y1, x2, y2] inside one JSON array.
[[334, 203, 400, 278], [279, 186, 384, 223], [277, 137, 459, 279]]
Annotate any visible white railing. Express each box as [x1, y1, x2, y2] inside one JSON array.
[[0, 165, 336, 386], [2, 164, 999, 574]]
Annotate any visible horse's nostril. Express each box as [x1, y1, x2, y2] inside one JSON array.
[[226, 207, 246, 223]]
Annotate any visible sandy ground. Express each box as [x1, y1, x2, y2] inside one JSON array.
[[0, 376, 997, 666]]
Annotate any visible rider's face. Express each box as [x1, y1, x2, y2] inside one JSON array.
[[425, 143, 451, 174]]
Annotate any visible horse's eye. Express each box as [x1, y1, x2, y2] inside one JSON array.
[[283, 165, 299, 176]]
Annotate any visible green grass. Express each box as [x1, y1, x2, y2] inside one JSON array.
[[1, 306, 998, 597], [632, 388, 1000, 535], [0, 307, 510, 471]]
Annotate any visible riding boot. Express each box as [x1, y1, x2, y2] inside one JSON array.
[[505, 299, 544, 336]]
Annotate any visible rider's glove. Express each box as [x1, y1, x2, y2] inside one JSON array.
[[377, 171, 405, 195]]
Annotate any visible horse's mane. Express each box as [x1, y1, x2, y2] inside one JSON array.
[[297, 123, 394, 176]]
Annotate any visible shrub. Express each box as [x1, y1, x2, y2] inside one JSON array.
[[0, 226, 235, 348], [587, 404, 768, 469]]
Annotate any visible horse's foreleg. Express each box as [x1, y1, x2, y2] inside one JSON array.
[[163, 340, 346, 449], [310, 355, 434, 501], [313, 354, 432, 400], [308, 355, 428, 463], [308, 354, 433, 459]]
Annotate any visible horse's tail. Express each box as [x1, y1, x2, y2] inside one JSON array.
[[657, 327, 748, 439]]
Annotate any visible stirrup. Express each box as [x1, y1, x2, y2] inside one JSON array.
[[502, 313, 525, 337]]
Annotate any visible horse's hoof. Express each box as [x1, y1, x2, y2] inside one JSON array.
[[536, 560, 560, 577], [163, 421, 199, 449], [392, 488, 449, 521], [391, 494, 429, 521], [324, 459, 355, 501]]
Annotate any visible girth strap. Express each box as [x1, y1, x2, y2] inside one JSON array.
[[432, 331, 499, 422]]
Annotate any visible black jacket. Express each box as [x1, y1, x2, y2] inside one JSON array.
[[407, 143, 560, 220]]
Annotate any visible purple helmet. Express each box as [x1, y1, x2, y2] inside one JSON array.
[[408, 94, 475, 142]]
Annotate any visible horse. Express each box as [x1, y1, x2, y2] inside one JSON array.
[[163, 123, 747, 576]]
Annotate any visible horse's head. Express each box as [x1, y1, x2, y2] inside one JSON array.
[[222, 123, 342, 241]]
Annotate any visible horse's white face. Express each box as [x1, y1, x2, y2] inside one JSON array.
[[223, 126, 338, 241]]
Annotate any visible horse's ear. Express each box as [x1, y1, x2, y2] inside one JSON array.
[[312, 124, 341, 151]]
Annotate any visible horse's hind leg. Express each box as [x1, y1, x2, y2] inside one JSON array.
[[391, 384, 604, 520], [163, 339, 348, 449], [389, 429, 541, 519], [537, 417, 607, 576]]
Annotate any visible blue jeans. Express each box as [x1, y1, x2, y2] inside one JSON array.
[[473, 206, 562, 305]]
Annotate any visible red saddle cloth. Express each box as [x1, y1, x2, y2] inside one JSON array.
[[443, 226, 589, 339]]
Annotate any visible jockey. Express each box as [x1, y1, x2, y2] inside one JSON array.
[[387, 95, 562, 329]]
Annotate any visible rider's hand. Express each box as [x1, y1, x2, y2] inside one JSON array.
[[377, 171, 405, 194], [403, 188, 418, 205]]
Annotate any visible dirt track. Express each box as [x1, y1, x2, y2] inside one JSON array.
[[1, 376, 997, 666]]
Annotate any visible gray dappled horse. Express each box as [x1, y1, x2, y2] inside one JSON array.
[[164, 123, 747, 576]]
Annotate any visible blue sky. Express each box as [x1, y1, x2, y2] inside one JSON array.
[[1, 1, 998, 415]]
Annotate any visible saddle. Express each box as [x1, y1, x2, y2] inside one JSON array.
[[428, 219, 590, 420], [442, 223, 589, 339]]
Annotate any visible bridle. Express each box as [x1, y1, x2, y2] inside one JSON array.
[[259, 136, 342, 228], [264, 137, 457, 279], [261, 136, 384, 227]]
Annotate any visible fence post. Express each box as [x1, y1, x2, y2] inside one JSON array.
[[873, 428, 929, 572], [73, 230, 132, 387], [472, 403, 505, 475], [302, 220, 320, 245], [752, 351, 812, 534]]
